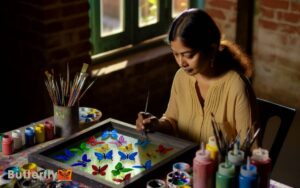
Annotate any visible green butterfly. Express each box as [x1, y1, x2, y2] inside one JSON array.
[[69, 142, 89, 154], [111, 162, 133, 176]]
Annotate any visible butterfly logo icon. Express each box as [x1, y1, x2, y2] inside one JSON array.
[[118, 143, 133, 153], [57, 169, 72, 181], [132, 160, 152, 170], [86, 136, 104, 146], [71, 154, 91, 167], [112, 173, 131, 183], [91, 164, 108, 176], [94, 150, 113, 161], [155, 144, 173, 154], [111, 162, 133, 176], [95, 144, 110, 153], [54, 149, 74, 161], [109, 135, 126, 147], [118, 151, 138, 161], [101, 129, 118, 140]]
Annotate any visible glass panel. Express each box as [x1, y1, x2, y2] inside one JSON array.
[[138, 0, 159, 28], [101, 0, 124, 37], [172, 0, 189, 18]]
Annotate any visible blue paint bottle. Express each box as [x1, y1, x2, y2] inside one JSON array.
[[25, 127, 35, 147], [239, 157, 258, 188]]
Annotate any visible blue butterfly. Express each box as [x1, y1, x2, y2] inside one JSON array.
[[132, 160, 152, 170], [71, 154, 91, 167], [101, 129, 118, 140], [118, 151, 138, 161], [94, 150, 113, 161], [135, 138, 150, 149], [54, 149, 75, 161]]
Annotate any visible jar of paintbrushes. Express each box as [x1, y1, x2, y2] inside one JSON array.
[[44, 63, 96, 137]]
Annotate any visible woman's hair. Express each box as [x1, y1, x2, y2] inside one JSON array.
[[168, 8, 253, 78]]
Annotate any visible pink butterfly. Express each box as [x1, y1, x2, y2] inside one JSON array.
[[109, 135, 126, 147]]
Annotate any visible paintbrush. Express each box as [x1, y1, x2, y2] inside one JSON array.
[[141, 90, 150, 139]]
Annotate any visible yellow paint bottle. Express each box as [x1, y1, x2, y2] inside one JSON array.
[[35, 124, 45, 144], [206, 136, 219, 161]]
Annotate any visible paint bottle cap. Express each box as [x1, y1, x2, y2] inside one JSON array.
[[251, 148, 270, 161], [2, 134, 13, 143], [228, 143, 244, 165], [25, 127, 35, 136], [35, 124, 45, 133], [240, 164, 257, 177], [195, 142, 211, 160], [218, 161, 235, 176]]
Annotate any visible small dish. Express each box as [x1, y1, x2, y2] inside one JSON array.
[[79, 107, 102, 125]]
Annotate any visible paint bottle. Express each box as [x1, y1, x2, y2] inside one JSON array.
[[206, 136, 219, 171], [216, 157, 235, 188], [193, 142, 214, 188], [25, 127, 35, 147], [0, 133, 4, 152], [35, 123, 45, 144], [45, 121, 55, 140], [2, 134, 14, 155], [12, 130, 23, 151], [251, 148, 271, 188], [239, 157, 258, 188], [228, 142, 244, 185]]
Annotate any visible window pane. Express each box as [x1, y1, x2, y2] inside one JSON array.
[[172, 0, 189, 18], [101, 0, 124, 37], [138, 0, 159, 28]]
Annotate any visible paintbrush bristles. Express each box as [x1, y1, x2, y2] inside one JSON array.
[[44, 63, 95, 107]]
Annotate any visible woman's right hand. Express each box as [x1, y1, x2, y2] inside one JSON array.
[[135, 112, 159, 132]]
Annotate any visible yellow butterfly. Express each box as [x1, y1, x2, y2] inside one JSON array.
[[118, 143, 133, 153], [95, 144, 109, 153]]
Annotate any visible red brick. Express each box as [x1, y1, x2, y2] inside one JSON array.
[[45, 21, 64, 33], [291, 1, 300, 12], [259, 19, 278, 30], [79, 29, 90, 40], [50, 48, 70, 60], [69, 41, 91, 55], [260, 7, 274, 19], [63, 15, 89, 29], [43, 8, 62, 21], [69, 54, 91, 65], [206, 8, 226, 20], [282, 12, 300, 23], [208, 0, 236, 10], [45, 34, 62, 48], [261, 0, 289, 10], [281, 24, 300, 34], [62, 2, 89, 17], [19, 0, 59, 6]]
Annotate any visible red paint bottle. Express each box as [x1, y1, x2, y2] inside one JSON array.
[[193, 142, 215, 188], [2, 134, 14, 155], [45, 121, 55, 140], [251, 148, 272, 188]]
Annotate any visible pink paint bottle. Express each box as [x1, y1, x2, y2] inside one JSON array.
[[193, 142, 215, 188], [251, 148, 272, 188], [2, 134, 14, 155]]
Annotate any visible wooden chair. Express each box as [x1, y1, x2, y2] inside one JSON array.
[[256, 98, 296, 170]]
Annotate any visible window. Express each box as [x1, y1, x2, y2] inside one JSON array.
[[89, 0, 203, 55]]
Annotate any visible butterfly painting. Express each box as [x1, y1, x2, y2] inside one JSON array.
[[86, 136, 104, 146], [155, 144, 173, 154], [95, 144, 110, 153], [71, 154, 91, 167], [144, 151, 157, 159], [132, 160, 152, 170], [135, 138, 150, 149], [118, 143, 133, 153], [54, 149, 74, 161], [57, 169, 72, 181], [118, 151, 138, 161], [94, 150, 113, 161], [109, 135, 126, 147], [111, 162, 133, 176], [112, 173, 131, 183], [70, 143, 89, 154], [91, 164, 108, 176], [101, 129, 118, 140]]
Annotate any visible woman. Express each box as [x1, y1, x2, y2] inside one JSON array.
[[136, 8, 257, 147]]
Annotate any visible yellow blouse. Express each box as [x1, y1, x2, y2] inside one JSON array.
[[162, 68, 257, 145]]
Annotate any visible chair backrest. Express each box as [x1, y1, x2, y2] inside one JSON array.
[[256, 98, 296, 170]]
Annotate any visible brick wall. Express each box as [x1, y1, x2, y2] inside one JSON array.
[[3, 0, 91, 131], [205, 0, 238, 41], [253, 0, 300, 107]]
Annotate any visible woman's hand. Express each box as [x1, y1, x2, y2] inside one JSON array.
[[135, 112, 159, 132]]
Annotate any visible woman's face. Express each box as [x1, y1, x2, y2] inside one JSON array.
[[170, 37, 210, 76]]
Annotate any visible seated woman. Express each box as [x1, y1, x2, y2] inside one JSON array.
[[136, 8, 257, 149]]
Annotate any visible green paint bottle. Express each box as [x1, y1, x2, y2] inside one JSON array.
[[216, 157, 235, 188]]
